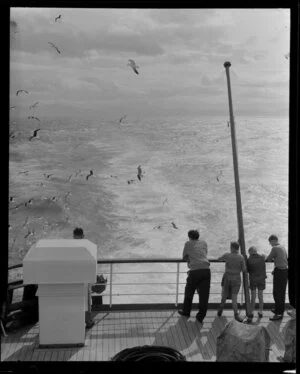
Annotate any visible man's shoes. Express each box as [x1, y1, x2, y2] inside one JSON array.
[[234, 313, 243, 322], [271, 308, 276, 314], [257, 312, 263, 318], [195, 314, 203, 324], [177, 309, 190, 318], [269, 314, 283, 321], [217, 308, 223, 317]]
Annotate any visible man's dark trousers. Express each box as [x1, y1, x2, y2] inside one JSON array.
[[273, 268, 288, 314], [182, 268, 211, 322]]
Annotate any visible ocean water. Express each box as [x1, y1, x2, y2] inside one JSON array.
[[9, 115, 289, 302]]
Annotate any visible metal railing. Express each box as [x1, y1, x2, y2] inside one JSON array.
[[7, 258, 286, 310]]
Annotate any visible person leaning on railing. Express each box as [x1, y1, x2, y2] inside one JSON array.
[[217, 241, 247, 322], [72, 228, 107, 327], [177, 229, 211, 324], [265, 234, 288, 321]]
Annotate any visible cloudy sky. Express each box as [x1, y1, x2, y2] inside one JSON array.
[[10, 8, 290, 119]]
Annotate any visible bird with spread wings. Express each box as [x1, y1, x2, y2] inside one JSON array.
[[128, 59, 139, 75], [48, 42, 61, 54]]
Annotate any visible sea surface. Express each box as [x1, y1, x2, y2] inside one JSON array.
[[9, 114, 289, 303]]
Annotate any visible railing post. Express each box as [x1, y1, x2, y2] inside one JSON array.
[[175, 262, 180, 306], [109, 263, 113, 308], [88, 284, 91, 313]]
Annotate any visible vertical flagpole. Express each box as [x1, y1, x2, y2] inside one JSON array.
[[224, 61, 251, 317]]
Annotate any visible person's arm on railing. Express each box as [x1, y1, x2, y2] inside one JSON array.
[[217, 253, 226, 261], [265, 247, 275, 262]]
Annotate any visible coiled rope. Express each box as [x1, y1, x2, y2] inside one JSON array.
[[111, 345, 186, 362]]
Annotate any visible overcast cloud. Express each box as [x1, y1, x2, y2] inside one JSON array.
[[10, 8, 290, 119]]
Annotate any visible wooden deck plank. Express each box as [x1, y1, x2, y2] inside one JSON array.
[[2, 333, 17, 361], [43, 350, 53, 361], [57, 349, 65, 361], [90, 329, 97, 361], [0, 338, 11, 361], [50, 350, 59, 362], [177, 317, 197, 360], [36, 350, 46, 361], [30, 348, 41, 361], [172, 314, 190, 356]]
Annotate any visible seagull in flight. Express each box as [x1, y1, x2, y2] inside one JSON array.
[[10, 106, 16, 110], [128, 59, 139, 75], [9, 131, 16, 139], [48, 42, 61, 54], [28, 116, 41, 122], [137, 165, 143, 181], [29, 128, 41, 141], [119, 115, 127, 124], [16, 89, 29, 96], [43, 173, 53, 179], [24, 199, 33, 207], [86, 170, 94, 180], [24, 228, 35, 238], [55, 14, 62, 22], [29, 101, 39, 110], [171, 222, 178, 229], [216, 170, 223, 182]]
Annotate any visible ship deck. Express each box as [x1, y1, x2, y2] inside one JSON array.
[[1, 308, 291, 362]]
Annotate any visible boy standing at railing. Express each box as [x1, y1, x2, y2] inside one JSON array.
[[217, 241, 247, 322], [246, 246, 267, 321]]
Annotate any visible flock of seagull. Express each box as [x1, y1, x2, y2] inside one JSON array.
[[10, 13, 141, 144], [9, 165, 98, 238], [9, 11, 230, 245]]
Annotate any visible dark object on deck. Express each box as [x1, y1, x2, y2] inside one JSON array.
[[283, 318, 296, 362], [91, 274, 107, 294], [216, 319, 270, 362], [2, 285, 39, 329], [19, 285, 39, 326], [111, 345, 186, 361]]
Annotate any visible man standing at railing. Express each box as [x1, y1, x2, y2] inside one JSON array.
[[265, 234, 288, 321], [178, 229, 211, 324]]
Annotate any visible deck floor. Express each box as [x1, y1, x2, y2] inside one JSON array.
[[1, 309, 291, 362]]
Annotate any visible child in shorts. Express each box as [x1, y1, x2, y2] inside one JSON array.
[[217, 241, 247, 322], [246, 246, 267, 321]]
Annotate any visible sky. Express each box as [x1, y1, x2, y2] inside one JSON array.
[[10, 8, 290, 120]]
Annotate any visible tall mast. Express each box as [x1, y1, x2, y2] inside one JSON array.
[[224, 61, 251, 317]]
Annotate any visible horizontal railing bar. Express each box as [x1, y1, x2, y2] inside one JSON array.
[[8, 258, 277, 270], [8, 264, 23, 270], [9, 257, 253, 270]]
